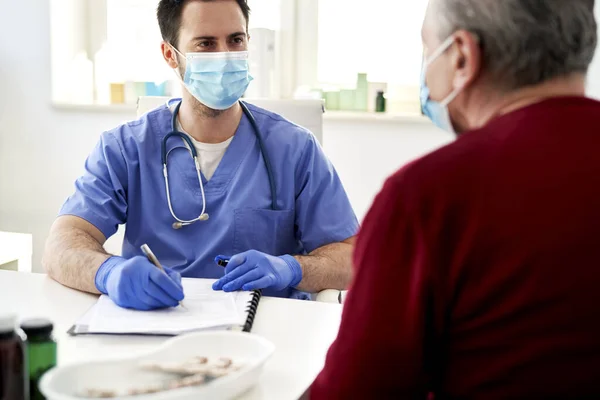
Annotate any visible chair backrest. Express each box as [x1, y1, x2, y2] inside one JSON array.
[[137, 96, 324, 144]]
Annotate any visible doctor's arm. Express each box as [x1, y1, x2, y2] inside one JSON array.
[[212, 236, 356, 294], [43, 217, 184, 310], [213, 133, 359, 294], [43, 216, 110, 294], [43, 131, 123, 293], [43, 132, 184, 309], [294, 236, 355, 292], [291, 133, 359, 292]]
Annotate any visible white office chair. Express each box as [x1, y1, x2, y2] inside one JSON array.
[[136, 96, 324, 144], [105, 97, 344, 303]]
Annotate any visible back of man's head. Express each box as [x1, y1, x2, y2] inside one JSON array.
[[435, 0, 597, 90]]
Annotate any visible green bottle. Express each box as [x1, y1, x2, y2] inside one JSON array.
[[21, 319, 57, 400], [375, 91, 386, 113]]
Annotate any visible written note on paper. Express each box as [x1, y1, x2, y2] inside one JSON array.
[[87, 279, 249, 335]]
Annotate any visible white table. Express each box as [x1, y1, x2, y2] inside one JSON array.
[[0, 270, 342, 399]]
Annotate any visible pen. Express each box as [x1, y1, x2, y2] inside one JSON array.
[[141, 244, 185, 308], [215, 256, 229, 267]]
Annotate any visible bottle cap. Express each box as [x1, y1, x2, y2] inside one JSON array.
[[0, 314, 16, 334], [20, 318, 53, 338]]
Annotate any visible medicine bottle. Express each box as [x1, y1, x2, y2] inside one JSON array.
[[21, 319, 57, 400], [375, 91, 386, 113], [0, 314, 27, 400]]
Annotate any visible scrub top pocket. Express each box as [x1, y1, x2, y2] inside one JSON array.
[[233, 208, 296, 256]]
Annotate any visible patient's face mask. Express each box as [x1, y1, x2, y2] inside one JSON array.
[[420, 36, 462, 134], [172, 47, 253, 110]]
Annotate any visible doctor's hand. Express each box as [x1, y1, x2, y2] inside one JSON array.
[[212, 250, 303, 292], [95, 256, 184, 311]]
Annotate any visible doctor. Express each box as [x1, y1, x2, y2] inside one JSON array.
[[42, 0, 358, 310]]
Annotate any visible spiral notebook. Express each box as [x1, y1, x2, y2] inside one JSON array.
[[68, 279, 262, 336]]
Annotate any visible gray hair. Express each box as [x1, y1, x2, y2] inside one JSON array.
[[436, 0, 598, 90]]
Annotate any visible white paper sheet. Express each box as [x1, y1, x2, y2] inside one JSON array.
[[85, 279, 252, 335]]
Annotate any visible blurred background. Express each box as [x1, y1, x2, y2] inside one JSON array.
[[2, 0, 600, 271]]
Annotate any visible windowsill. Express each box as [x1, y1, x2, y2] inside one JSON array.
[[52, 102, 137, 113], [323, 110, 429, 124], [51, 102, 431, 124]]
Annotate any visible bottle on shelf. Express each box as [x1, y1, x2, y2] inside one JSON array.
[[354, 73, 368, 111], [375, 91, 387, 113]]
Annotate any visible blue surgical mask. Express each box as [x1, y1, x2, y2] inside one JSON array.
[[420, 36, 462, 133], [173, 48, 253, 110]]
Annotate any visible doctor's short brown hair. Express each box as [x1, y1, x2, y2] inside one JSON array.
[[157, 0, 251, 48]]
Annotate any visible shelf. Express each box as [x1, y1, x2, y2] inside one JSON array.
[[51, 102, 431, 125], [52, 102, 137, 113], [323, 110, 429, 124]]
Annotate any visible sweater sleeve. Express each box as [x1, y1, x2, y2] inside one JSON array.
[[309, 172, 433, 399]]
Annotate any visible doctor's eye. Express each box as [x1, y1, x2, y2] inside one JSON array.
[[230, 37, 245, 46], [198, 41, 214, 48]]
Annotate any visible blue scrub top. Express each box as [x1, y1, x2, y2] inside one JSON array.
[[60, 100, 359, 299]]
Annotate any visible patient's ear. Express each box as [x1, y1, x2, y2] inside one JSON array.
[[451, 30, 482, 91]]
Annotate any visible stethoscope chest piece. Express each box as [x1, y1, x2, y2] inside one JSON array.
[[172, 213, 209, 230]]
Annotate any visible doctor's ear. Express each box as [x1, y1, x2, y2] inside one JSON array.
[[161, 41, 180, 69], [451, 30, 481, 90]]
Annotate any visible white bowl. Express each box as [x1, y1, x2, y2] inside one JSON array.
[[40, 331, 275, 400]]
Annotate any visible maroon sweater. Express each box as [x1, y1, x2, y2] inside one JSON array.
[[310, 97, 600, 399]]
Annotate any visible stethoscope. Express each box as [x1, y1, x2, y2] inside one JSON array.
[[162, 100, 278, 229]]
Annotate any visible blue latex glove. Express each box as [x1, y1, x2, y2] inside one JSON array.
[[212, 250, 303, 292], [95, 256, 185, 311]]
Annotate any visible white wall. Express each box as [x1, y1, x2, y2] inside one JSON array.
[[324, 120, 451, 221], [0, 0, 132, 272], [2, 0, 600, 272]]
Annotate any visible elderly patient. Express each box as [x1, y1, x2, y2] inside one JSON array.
[[308, 0, 600, 398]]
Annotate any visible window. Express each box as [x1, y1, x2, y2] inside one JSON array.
[[50, 0, 287, 106], [50, 0, 427, 114], [98, 0, 172, 105], [316, 0, 428, 113]]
